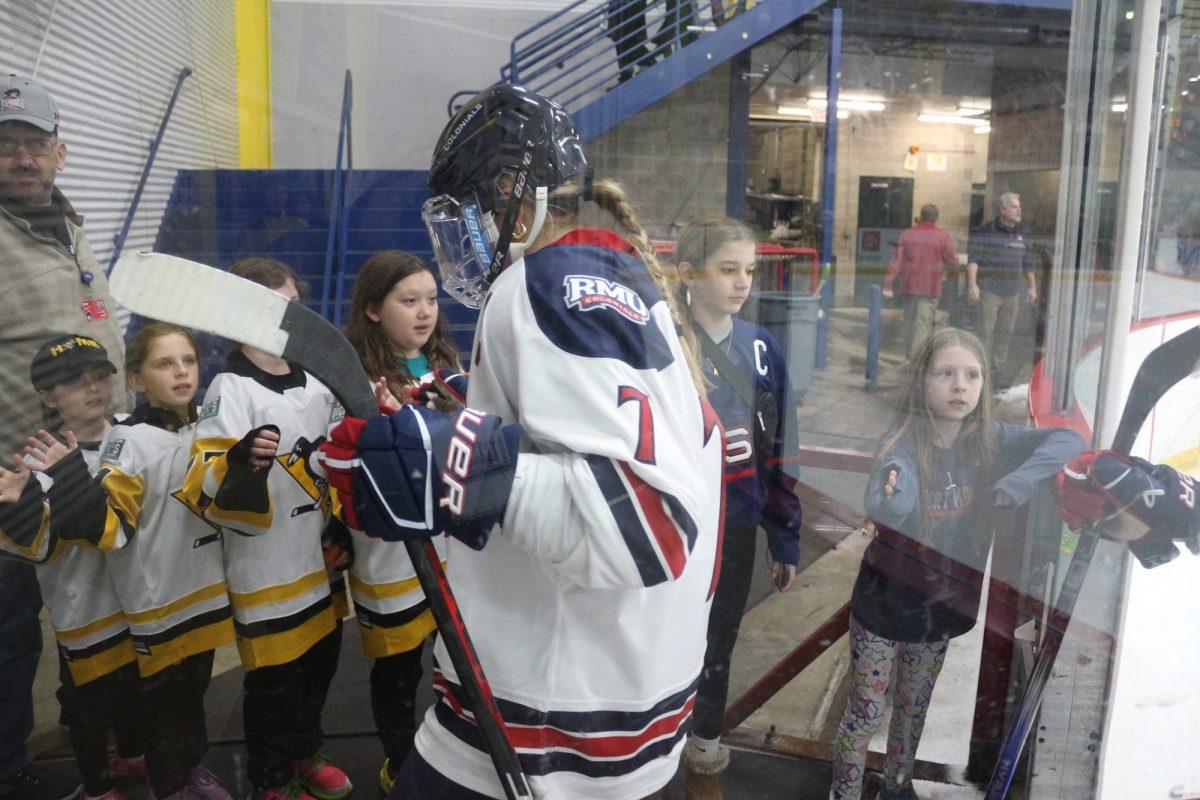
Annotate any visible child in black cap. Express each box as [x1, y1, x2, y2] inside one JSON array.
[[0, 333, 147, 800]]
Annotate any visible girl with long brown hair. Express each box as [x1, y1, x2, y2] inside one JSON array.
[[341, 250, 459, 793]]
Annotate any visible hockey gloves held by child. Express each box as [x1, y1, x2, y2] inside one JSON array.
[[414, 368, 469, 412], [319, 404, 521, 549], [1053, 450, 1199, 569]]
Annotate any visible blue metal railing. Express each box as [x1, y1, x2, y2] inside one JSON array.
[[321, 70, 353, 324], [108, 67, 192, 272], [502, 0, 736, 113]]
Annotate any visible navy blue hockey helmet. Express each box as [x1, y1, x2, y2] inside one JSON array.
[[422, 84, 591, 308]]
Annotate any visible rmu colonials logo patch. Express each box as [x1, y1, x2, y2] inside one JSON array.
[[563, 275, 650, 325]]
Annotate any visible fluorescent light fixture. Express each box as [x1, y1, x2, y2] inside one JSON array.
[[918, 113, 989, 126], [1112, 102, 1128, 112], [807, 97, 885, 112], [957, 106, 988, 116], [1190, 75, 1200, 82], [777, 105, 813, 116], [975, 124, 991, 134]]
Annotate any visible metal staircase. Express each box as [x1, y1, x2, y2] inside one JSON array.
[[490, 0, 823, 140]]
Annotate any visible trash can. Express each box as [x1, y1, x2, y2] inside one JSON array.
[[755, 292, 820, 400]]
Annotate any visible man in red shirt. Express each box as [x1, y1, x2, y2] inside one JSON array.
[[883, 204, 959, 357]]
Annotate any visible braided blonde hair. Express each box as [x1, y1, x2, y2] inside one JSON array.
[[543, 179, 705, 391]]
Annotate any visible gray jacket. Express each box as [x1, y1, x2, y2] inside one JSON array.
[[0, 189, 128, 455]]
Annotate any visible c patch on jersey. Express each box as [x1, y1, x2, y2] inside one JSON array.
[[199, 398, 221, 422], [563, 275, 650, 325], [102, 438, 125, 462]]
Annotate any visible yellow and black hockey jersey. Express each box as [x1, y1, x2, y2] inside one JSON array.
[[50, 405, 234, 677], [0, 443, 135, 685], [182, 350, 345, 671], [347, 365, 442, 659]]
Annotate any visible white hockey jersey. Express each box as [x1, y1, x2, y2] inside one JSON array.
[[348, 364, 442, 659], [413, 230, 724, 800], [77, 406, 233, 677], [182, 351, 345, 670], [0, 443, 135, 685]]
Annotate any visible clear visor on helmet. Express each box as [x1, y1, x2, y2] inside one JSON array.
[[421, 194, 497, 309]]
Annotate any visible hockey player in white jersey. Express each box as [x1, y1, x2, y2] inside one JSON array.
[[319, 85, 724, 799]]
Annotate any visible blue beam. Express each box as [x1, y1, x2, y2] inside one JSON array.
[[726, 49, 752, 221], [816, 4, 840, 369], [573, 0, 822, 142]]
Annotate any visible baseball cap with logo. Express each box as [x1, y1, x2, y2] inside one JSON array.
[[30, 334, 117, 391], [1, 74, 60, 134]]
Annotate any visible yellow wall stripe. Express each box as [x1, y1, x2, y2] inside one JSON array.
[[236, 0, 272, 168], [1164, 443, 1200, 476]]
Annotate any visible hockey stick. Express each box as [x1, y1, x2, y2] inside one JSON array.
[[985, 325, 1200, 799], [110, 253, 533, 800]]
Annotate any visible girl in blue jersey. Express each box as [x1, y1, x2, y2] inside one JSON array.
[[672, 215, 802, 798], [343, 251, 461, 793], [829, 328, 1083, 800]]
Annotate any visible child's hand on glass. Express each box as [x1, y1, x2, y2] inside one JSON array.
[[23, 429, 77, 472], [0, 455, 32, 504], [883, 467, 900, 499]]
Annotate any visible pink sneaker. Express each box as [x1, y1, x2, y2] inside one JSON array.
[[183, 767, 231, 800], [293, 756, 351, 800], [105, 755, 147, 786]]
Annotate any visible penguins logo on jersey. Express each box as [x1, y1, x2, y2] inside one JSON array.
[[563, 275, 650, 325], [278, 436, 332, 519]]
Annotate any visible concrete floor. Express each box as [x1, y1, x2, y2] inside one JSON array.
[[27, 307, 1038, 799]]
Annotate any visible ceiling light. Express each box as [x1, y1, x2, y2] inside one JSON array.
[[975, 124, 991, 134], [1112, 102, 1128, 112], [807, 97, 885, 112], [777, 105, 813, 116], [918, 113, 989, 126], [1125, 10, 1134, 19], [957, 106, 988, 116], [837, 110, 850, 119]]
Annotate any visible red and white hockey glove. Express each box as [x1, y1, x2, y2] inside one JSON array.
[[318, 416, 368, 531], [1052, 450, 1113, 531], [1055, 450, 1200, 569], [414, 368, 469, 411]]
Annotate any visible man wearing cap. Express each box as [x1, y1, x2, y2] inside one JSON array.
[[0, 75, 125, 800]]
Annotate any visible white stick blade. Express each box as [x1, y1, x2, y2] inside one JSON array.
[[110, 252, 291, 356]]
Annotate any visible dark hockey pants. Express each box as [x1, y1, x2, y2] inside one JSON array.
[[142, 650, 215, 797], [243, 623, 342, 790], [691, 523, 758, 741]]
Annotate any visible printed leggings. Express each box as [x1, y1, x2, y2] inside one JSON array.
[[829, 615, 949, 800]]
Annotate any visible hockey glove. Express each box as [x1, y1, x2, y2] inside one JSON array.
[[415, 368, 469, 412], [320, 417, 368, 530], [213, 425, 280, 517], [322, 405, 522, 549], [1053, 450, 1113, 531], [1088, 452, 1200, 569]]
